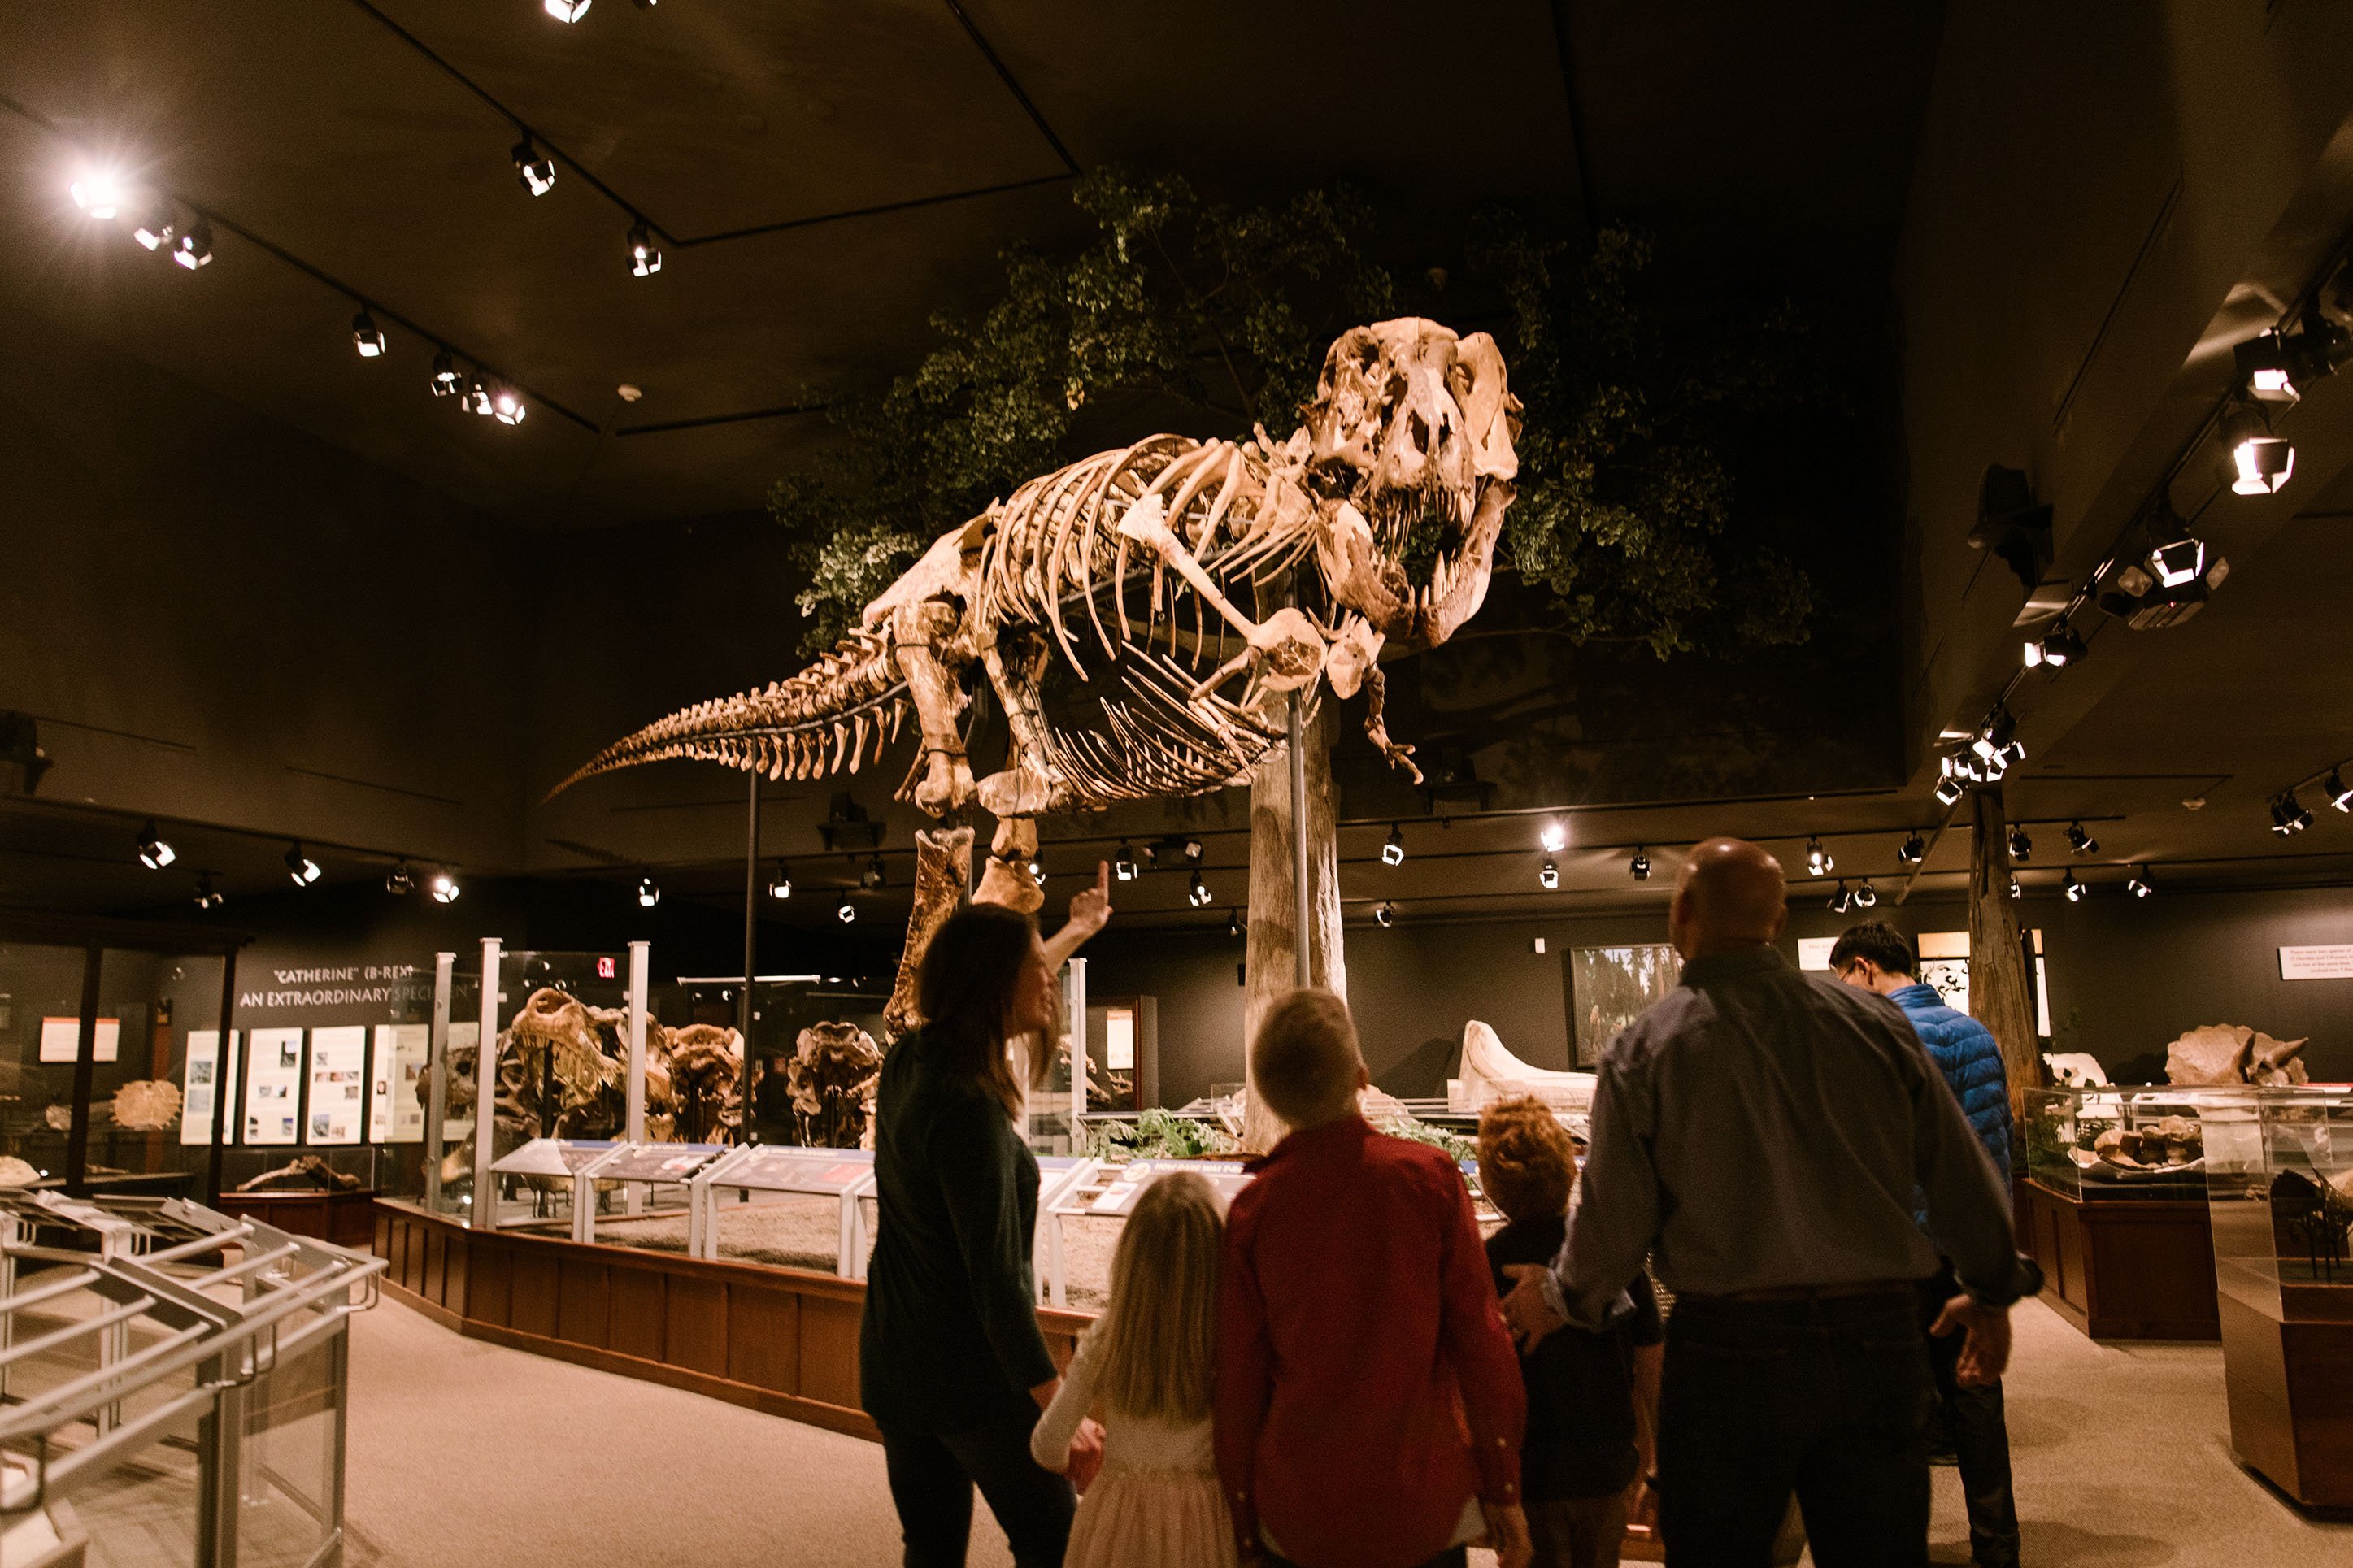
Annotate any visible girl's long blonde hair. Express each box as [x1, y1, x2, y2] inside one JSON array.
[[1094, 1170, 1224, 1424]]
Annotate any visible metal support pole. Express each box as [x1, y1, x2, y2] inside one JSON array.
[[1287, 695, 1312, 988], [1065, 958, 1088, 1124], [472, 938, 502, 1231], [740, 771, 761, 1143], [206, 947, 239, 1206], [424, 952, 455, 1213], [65, 944, 102, 1197]]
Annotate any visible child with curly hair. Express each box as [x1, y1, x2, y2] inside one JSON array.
[[1479, 1097, 1663, 1568]]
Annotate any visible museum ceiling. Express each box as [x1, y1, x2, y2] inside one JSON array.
[[0, 0, 1945, 527]]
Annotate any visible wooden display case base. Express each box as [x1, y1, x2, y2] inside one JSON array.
[[372, 1200, 1091, 1441], [2018, 1179, 2219, 1340], [2220, 1292, 2353, 1509], [222, 1187, 380, 1249]]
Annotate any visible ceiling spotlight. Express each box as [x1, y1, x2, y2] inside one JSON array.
[[1539, 820, 1568, 853], [628, 221, 662, 278], [2285, 792, 2314, 833], [285, 842, 321, 886], [430, 352, 462, 397], [1538, 858, 1559, 890], [2063, 871, 2084, 903], [637, 873, 661, 908], [2008, 825, 2033, 862], [1114, 842, 1138, 881], [463, 378, 494, 417], [1855, 879, 1881, 909], [351, 309, 388, 358], [2038, 622, 2086, 668], [1180, 837, 1205, 862], [1188, 870, 1213, 908], [1026, 853, 1045, 885], [2330, 771, 2353, 812], [544, 0, 593, 17], [169, 216, 214, 270], [2149, 536, 2207, 589], [1226, 908, 1243, 939], [836, 892, 856, 923], [1382, 823, 1406, 867], [1934, 771, 1965, 806], [70, 170, 124, 219], [1826, 879, 1851, 914], [766, 862, 792, 900], [2127, 865, 2155, 898], [136, 821, 176, 870], [430, 871, 461, 904], [1629, 847, 1651, 882], [1805, 836, 1833, 876], [862, 853, 886, 890], [1898, 831, 1925, 865], [130, 200, 176, 251], [2236, 330, 2302, 406], [513, 137, 557, 196], [2223, 404, 2294, 495], [489, 383, 527, 425], [1374, 901, 1397, 928], [193, 873, 224, 910], [386, 860, 414, 895], [1972, 709, 2019, 765], [2008, 875, 2023, 901], [2064, 821, 2098, 856]]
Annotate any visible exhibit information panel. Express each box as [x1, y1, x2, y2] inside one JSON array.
[[596, 1143, 725, 1183], [244, 1027, 305, 1145], [307, 1025, 367, 1145], [370, 1023, 428, 1144], [182, 1029, 241, 1145], [489, 1138, 617, 1179]]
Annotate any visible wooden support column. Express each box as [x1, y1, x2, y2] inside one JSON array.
[[1241, 705, 1346, 1151], [1968, 787, 2042, 1124]]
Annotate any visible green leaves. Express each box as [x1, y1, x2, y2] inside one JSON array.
[[770, 171, 1824, 660]]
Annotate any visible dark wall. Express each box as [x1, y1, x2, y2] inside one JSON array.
[[1082, 883, 2353, 1106], [0, 300, 529, 874]]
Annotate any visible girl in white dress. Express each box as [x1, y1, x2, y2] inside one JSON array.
[[1030, 1170, 1237, 1568]]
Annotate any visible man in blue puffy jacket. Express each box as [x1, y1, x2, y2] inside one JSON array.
[[1832, 920, 2021, 1568]]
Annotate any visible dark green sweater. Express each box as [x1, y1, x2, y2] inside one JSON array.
[[859, 1027, 1056, 1432]]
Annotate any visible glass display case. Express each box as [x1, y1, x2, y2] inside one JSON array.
[[2020, 1084, 2222, 1202], [468, 947, 633, 1231], [2203, 1087, 2353, 1507], [655, 974, 888, 1149]]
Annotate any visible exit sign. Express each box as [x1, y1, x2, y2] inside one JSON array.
[[597, 956, 617, 979]]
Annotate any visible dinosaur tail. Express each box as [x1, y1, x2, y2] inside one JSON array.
[[545, 630, 910, 802]]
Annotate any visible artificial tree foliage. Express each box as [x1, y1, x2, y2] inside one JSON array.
[[768, 167, 1830, 659]]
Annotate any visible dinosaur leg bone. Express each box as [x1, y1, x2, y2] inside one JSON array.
[[889, 600, 975, 817]]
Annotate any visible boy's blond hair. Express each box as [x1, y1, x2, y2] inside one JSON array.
[[1250, 988, 1364, 1129], [1094, 1171, 1224, 1422], [1477, 1095, 1576, 1223]]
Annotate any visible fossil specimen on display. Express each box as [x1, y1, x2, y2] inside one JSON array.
[[237, 1153, 363, 1192], [557, 319, 1519, 921], [428, 985, 745, 1188], [784, 1022, 884, 1149], [111, 1078, 184, 1131], [0, 1155, 37, 1188], [2164, 1023, 2309, 1087], [1453, 1020, 1596, 1114]]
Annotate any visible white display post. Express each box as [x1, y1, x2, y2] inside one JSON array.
[[424, 951, 455, 1211], [472, 938, 502, 1231], [624, 940, 650, 1216], [1064, 958, 1087, 1123]]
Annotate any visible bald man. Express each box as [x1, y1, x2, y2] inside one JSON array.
[[1499, 839, 2025, 1568]]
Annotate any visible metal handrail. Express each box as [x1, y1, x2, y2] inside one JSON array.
[[138, 1224, 256, 1266], [0, 1322, 213, 1440], [0, 1270, 104, 1318], [182, 1242, 302, 1290], [0, 1297, 158, 1372]]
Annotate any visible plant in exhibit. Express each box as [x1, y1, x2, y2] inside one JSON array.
[[769, 168, 1827, 663], [1087, 1106, 1240, 1163]]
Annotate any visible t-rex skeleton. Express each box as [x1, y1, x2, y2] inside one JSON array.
[[555, 318, 1518, 908]]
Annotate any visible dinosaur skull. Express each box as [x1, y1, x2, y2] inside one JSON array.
[[1304, 318, 1519, 646]]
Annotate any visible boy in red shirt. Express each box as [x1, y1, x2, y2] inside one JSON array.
[[1214, 988, 1532, 1568]]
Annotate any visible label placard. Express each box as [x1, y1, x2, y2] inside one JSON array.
[[2280, 945, 2353, 980]]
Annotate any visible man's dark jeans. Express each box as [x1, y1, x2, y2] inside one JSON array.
[[1919, 1266, 2022, 1568], [1658, 1289, 1933, 1567]]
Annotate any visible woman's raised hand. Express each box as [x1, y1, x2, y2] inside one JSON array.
[[1068, 860, 1113, 939]]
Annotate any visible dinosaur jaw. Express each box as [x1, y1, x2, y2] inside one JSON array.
[[1319, 479, 1511, 648]]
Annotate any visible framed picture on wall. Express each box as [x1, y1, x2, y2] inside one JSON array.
[[1569, 944, 1684, 1066]]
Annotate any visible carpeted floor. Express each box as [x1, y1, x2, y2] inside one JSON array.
[[337, 1293, 2353, 1568]]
